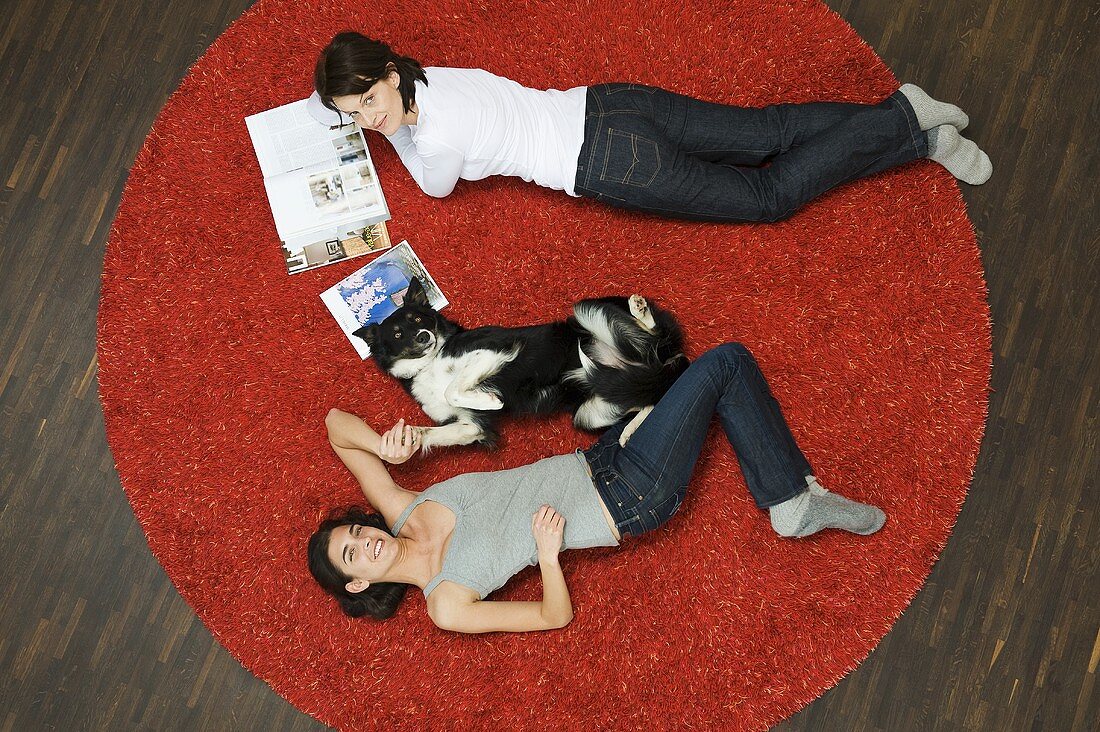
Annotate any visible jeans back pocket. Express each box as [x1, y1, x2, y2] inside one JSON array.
[[599, 129, 662, 188]]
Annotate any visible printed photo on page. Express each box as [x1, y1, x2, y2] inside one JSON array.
[[320, 241, 448, 359], [281, 220, 392, 274]]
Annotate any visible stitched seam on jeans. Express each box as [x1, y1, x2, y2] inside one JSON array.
[[613, 469, 645, 500], [582, 188, 753, 221], [588, 87, 606, 117], [649, 491, 683, 528], [598, 195, 741, 220], [616, 509, 643, 535], [604, 474, 643, 530], [891, 95, 922, 154], [647, 383, 711, 485], [583, 92, 606, 188], [584, 132, 597, 188], [604, 83, 658, 95], [627, 135, 639, 182], [599, 127, 614, 182], [756, 484, 808, 510], [687, 147, 773, 155], [731, 351, 814, 505], [646, 142, 662, 186]]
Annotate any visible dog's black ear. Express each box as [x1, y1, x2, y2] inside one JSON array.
[[406, 278, 430, 307], [353, 324, 379, 345]]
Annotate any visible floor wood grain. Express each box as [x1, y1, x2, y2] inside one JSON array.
[[0, 0, 1096, 729]]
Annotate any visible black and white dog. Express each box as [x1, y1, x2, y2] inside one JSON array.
[[354, 278, 689, 450]]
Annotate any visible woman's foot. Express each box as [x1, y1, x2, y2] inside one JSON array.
[[927, 125, 993, 184], [769, 478, 886, 537], [899, 83, 969, 131]]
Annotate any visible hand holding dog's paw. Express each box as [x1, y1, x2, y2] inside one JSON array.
[[377, 418, 422, 464]]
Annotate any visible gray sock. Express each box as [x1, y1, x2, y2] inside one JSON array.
[[927, 125, 993, 185], [899, 83, 969, 131], [769, 476, 886, 538]]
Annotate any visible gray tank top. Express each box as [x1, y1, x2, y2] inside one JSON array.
[[391, 452, 618, 599]]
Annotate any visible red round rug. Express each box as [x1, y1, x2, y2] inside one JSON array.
[[97, 0, 991, 729]]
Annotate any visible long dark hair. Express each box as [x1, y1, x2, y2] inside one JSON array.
[[314, 32, 427, 123], [307, 506, 409, 619]]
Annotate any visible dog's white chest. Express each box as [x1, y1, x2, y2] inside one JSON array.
[[409, 359, 460, 422], [406, 349, 515, 422]]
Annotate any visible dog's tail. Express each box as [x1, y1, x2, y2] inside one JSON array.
[[584, 351, 690, 411], [569, 296, 690, 413], [571, 298, 649, 364]]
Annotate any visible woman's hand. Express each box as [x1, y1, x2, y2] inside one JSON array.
[[532, 505, 565, 563], [376, 418, 422, 464]]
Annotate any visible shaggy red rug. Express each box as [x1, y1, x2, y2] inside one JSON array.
[[97, 0, 991, 729]]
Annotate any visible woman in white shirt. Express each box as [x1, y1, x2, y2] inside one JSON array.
[[310, 32, 990, 222]]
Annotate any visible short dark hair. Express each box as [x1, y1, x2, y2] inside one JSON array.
[[314, 32, 427, 124], [307, 506, 409, 619]]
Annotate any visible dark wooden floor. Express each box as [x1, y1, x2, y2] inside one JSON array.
[[1, 0, 1096, 729]]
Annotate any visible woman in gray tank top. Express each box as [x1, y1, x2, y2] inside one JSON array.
[[308, 342, 886, 634]]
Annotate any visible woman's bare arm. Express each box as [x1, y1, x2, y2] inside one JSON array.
[[325, 409, 422, 526]]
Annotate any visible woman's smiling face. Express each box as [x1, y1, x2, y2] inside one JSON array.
[[327, 523, 397, 591], [331, 70, 408, 135]]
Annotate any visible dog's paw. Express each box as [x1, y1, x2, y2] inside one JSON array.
[[419, 423, 485, 451], [449, 390, 504, 411], [628, 295, 657, 331], [414, 426, 438, 453], [618, 405, 654, 447]]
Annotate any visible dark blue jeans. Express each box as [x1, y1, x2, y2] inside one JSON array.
[[573, 83, 927, 222], [582, 343, 812, 538]]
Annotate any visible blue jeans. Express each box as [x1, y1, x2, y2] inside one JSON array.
[[582, 343, 812, 538], [573, 83, 927, 222]]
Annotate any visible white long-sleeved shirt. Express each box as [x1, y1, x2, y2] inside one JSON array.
[[384, 67, 587, 198]]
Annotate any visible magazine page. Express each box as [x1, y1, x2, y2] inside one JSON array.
[[245, 99, 350, 178], [320, 241, 448, 359], [281, 220, 392, 275], [261, 133, 389, 241]]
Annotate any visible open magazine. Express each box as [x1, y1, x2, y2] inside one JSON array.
[[320, 241, 448, 359], [245, 99, 392, 274]]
